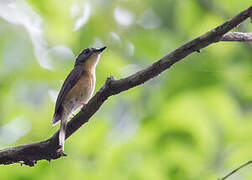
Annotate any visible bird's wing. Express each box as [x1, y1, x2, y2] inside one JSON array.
[[52, 66, 84, 125]]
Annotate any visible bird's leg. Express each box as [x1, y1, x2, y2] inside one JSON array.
[[80, 102, 86, 107], [76, 101, 86, 107]]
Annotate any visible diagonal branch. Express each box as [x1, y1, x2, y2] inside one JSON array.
[[0, 5, 252, 167]]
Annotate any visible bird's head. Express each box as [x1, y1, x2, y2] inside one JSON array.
[[75, 46, 106, 67]]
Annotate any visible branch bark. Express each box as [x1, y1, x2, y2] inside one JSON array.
[[0, 6, 252, 166]]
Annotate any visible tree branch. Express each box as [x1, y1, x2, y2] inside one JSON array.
[[220, 160, 252, 180], [0, 5, 252, 167], [220, 32, 252, 41]]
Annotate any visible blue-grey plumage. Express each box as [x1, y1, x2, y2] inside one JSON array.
[[52, 46, 106, 152]]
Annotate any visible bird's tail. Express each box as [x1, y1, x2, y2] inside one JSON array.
[[52, 113, 61, 126], [52, 106, 67, 151], [53, 114, 68, 152], [52, 106, 63, 126], [58, 117, 67, 151]]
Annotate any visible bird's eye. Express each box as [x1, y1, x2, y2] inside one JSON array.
[[83, 49, 90, 54]]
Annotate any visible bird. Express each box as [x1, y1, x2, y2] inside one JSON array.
[[52, 46, 106, 152]]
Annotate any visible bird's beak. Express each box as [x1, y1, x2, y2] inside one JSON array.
[[95, 46, 107, 54]]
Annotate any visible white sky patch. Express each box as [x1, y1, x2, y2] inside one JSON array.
[[137, 8, 161, 29], [109, 32, 121, 42], [48, 89, 59, 103], [42, 45, 74, 62], [108, 102, 140, 144], [72, 2, 91, 31], [127, 42, 134, 56], [114, 6, 134, 26], [70, 3, 80, 18], [120, 64, 144, 76], [0, 1, 51, 69], [93, 37, 104, 48], [0, 0, 73, 70], [0, 117, 30, 145]]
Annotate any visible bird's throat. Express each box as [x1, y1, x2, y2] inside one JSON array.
[[82, 54, 100, 74]]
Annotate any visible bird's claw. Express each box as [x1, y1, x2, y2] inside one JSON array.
[[80, 102, 86, 106]]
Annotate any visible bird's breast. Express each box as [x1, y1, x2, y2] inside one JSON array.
[[63, 71, 95, 113]]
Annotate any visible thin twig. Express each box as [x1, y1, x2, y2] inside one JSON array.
[[221, 32, 252, 41], [221, 161, 252, 180]]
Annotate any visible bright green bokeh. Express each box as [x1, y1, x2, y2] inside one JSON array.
[[0, 0, 251, 179]]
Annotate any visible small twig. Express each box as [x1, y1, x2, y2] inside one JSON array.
[[221, 32, 252, 42], [220, 160, 252, 180]]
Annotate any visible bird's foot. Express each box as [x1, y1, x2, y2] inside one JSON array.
[[75, 101, 86, 107], [78, 102, 86, 111], [81, 102, 86, 106]]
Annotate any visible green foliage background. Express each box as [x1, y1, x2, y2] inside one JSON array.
[[0, 0, 251, 179]]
